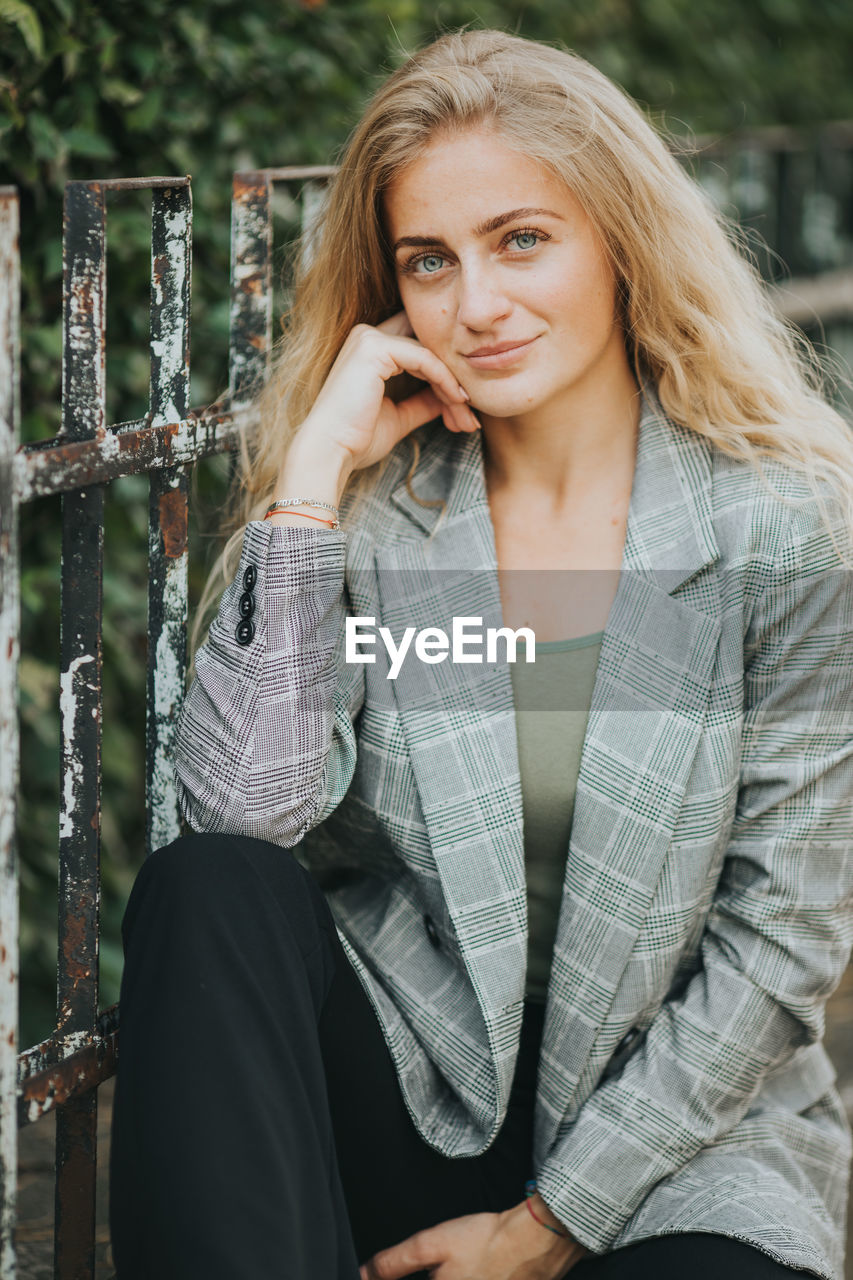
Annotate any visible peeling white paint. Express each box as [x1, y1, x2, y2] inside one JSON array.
[[27, 1096, 48, 1124], [99, 428, 120, 460], [150, 199, 189, 428], [58, 653, 95, 840], [148, 544, 187, 851]]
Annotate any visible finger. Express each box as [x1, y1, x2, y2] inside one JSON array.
[[363, 1236, 441, 1280], [446, 400, 481, 432], [380, 335, 469, 406], [377, 309, 415, 338], [396, 389, 478, 436], [394, 386, 446, 435]]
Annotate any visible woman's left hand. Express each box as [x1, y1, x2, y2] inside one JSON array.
[[358, 1198, 588, 1279]]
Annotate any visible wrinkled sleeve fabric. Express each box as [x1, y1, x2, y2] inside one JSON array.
[[174, 521, 364, 846], [536, 501, 853, 1251]]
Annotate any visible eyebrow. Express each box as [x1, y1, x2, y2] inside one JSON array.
[[391, 207, 565, 253]]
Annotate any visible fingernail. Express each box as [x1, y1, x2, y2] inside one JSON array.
[[458, 385, 470, 401]]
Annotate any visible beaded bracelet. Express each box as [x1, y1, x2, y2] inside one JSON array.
[[263, 497, 340, 529], [265, 497, 339, 519], [524, 1180, 569, 1238]]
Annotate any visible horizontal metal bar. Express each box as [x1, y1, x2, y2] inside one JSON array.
[[67, 176, 190, 193], [236, 166, 337, 182], [18, 1035, 116, 1128], [680, 118, 853, 156], [18, 1005, 119, 1082], [18, 1007, 119, 1127], [17, 406, 251, 500], [769, 266, 853, 325]]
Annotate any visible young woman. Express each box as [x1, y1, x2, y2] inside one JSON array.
[[109, 29, 853, 1280]]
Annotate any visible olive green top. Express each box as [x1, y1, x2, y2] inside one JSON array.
[[510, 632, 603, 1004]]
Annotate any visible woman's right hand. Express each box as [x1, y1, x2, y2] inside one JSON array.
[[294, 310, 480, 476]]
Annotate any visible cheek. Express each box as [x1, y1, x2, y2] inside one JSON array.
[[399, 286, 452, 347], [543, 253, 619, 334]]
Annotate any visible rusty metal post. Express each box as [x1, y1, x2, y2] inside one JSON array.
[[229, 171, 272, 410], [0, 185, 21, 1280], [55, 180, 106, 1280], [146, 182, 191, 855]]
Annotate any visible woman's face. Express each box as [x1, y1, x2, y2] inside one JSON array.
[[383, 127, 632, 428]]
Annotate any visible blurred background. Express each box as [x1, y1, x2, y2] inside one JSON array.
[[3, 0, 853, 1049]]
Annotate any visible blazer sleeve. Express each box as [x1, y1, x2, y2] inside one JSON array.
[[173, 520, 365, 846], [536, 499, 853, 1252]]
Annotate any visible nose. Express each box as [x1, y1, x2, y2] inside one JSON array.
[[455, 262, 512, 332]]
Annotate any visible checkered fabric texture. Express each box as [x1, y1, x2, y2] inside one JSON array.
[[175, 393, 853, 1277]]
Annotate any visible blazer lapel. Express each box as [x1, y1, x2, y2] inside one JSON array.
[[538, 397, 723, 1133], [375, 433, 526, 1115], [375, 396, 723, 1125]]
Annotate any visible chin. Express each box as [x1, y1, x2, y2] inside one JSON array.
[[468, 388, 546, 419]]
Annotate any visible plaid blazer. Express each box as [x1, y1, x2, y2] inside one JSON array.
[[175, 393, 853, 1277]]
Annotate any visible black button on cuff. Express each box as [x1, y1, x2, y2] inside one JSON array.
[[238, 591, 255, 618], [243, 563, 257, 591], [423, 914, 441, 950], [235, 619, 255, 646]]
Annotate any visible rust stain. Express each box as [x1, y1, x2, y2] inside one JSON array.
[[61, 909, 89, 970], [233, 176, 260, 204], [242, 275, 263, 297], [159, 488, 188, 558], [75, 279, 95, 318], [249, 334, 267, 351], [153, 252, 168, 285], [19, 1029, 119, 1120]]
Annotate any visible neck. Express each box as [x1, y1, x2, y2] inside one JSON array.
[[480, 362, 641, 508]]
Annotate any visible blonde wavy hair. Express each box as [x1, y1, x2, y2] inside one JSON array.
[[199, 27, 852, 631]]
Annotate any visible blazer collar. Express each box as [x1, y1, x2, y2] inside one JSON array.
[[388, 386, 719, 589]]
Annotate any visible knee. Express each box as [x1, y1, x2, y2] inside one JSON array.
[[136, 830, 302, 901], [124, 830, 327, 937]]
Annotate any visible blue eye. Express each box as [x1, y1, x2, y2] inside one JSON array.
[[416, 254, 445, 273], [512, 232, 539, 250]]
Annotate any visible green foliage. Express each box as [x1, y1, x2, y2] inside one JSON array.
[[3, 1, 852, 1045]]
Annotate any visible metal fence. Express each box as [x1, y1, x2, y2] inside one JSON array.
[[690, 121, 853, 334], [1, 120, 853, 1280], [0, 166, 332, 1280]]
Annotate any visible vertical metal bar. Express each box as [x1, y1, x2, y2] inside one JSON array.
[[774, 147, 796, 283], [0, 185, 21, 1280], [146, 184, 191, 856], [229, 171, 272, 410], [300, 178, 328, 269], [55, 181, 106, 1280]]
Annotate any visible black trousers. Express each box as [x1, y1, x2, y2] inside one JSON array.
[[109, 833, 807, 1279]]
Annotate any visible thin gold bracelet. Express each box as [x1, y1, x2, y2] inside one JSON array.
[[264, 509, 339, 529]]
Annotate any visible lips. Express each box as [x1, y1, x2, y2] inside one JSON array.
[[462, 335, 539, 369]]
